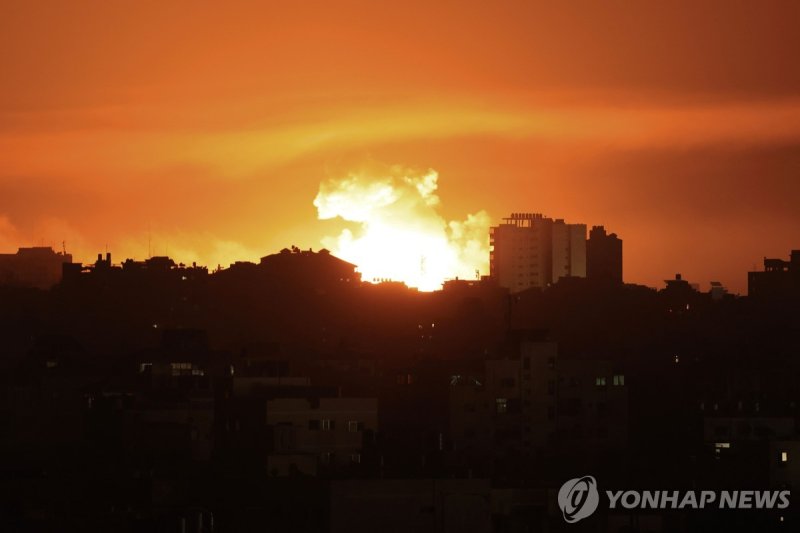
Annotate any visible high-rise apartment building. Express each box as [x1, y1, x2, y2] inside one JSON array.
[[489, 213, 586, 292], [586, 225, 623, 284], [748, 250, 800, 299]]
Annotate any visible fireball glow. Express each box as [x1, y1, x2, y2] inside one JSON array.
[[314, 167, 489, 291]]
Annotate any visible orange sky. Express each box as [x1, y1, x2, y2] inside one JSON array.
[[1, 1, 799, 293]]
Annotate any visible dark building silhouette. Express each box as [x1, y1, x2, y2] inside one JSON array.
[[586, 225, 623, 284], [748, 250, 800, 299], [259, 246, 361, 290], [61, 252, 209, 288], [0, 246, 72, 288]]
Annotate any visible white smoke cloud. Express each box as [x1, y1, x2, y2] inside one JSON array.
[[314, 165, 489, 290]]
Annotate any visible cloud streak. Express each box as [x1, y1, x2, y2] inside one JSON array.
[[3, 98, 800, 182]]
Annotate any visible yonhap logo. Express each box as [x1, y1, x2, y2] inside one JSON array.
[[556, 474, 790, 524], [558, 475, 600, 523]]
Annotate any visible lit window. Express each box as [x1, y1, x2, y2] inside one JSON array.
[[496, 398, 508, 414], [781, 451, 789, 463], [347, 420, 359, 432], [595, 377, 607, 387], [612, 375, 625, 386], [321, 419, 334, 431], [170, 362, 194, 376]]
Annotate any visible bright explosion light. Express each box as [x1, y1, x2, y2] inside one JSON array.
[[314, 166, 489, 291]]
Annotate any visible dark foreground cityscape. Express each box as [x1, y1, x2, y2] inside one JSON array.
[[0, 214, 799, 532]]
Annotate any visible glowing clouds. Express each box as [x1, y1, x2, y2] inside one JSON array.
[[314, 166, 489, 291]]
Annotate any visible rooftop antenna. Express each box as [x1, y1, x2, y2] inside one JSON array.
[[62, 241, 66, 255]]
